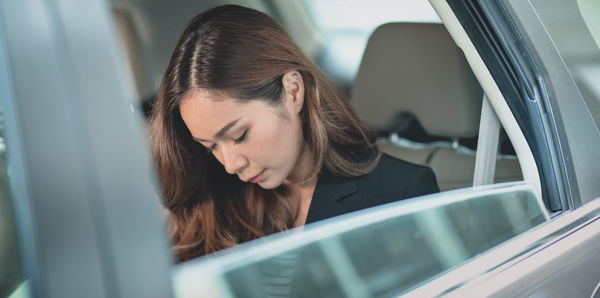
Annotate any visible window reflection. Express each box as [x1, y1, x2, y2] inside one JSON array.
[[174, 183, 547, 298], [303, 0, 441, 85]]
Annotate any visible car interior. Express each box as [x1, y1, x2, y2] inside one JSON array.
[[110, 0, 524, 193], [5, 0, 600, 297], [351, 22, 522, 191]]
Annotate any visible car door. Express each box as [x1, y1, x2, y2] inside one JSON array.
[[410, 0, 600, 296], [0, 1, 173, 297], [3, 0, 599, 297]]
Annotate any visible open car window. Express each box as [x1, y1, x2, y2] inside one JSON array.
[[106, 0, 594, 297], [1, 0, 599, 296], [110, 0, 544, 290]]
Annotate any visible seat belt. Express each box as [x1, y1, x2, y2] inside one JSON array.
[[473, 94, 500, 186]]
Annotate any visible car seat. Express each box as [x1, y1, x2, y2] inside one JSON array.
[[351, 22, 522, 191]]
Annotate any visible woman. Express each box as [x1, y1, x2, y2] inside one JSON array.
[[150, 4, 439, 262]]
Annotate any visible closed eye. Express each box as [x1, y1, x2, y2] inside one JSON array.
[[234, 130, 248, 144]]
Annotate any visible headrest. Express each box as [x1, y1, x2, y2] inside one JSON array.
[[351, 23, 483, 138]]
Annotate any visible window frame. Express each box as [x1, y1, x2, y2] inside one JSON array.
[[501, 0, 600, 209]]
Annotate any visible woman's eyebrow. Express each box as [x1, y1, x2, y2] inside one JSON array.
[[193, 118, 241, 142]]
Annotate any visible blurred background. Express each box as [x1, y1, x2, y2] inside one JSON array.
[[110, 0, 440, 107]]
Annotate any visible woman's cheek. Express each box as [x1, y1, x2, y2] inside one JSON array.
[[253, 121, 286, 154]]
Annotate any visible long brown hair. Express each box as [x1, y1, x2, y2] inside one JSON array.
[[150, 4, 380, 262]]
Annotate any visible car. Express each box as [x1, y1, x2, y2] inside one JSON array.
[[1, 0, 599, 297]]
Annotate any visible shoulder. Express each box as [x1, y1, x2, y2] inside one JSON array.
[[308, 152, 440, 222], [367, 153, 435, 182], [372, 153, 430, 175], [358, 153, 440, 203]]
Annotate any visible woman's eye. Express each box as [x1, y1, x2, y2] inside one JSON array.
[[233, 130, 247, 144]]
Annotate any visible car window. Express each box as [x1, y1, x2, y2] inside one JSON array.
[[530, 0, 600, 130], [173, 183, 548, 297], [111, 0, 531, 253], [109, 1, 548, 295], [304, 0, 441, 86]]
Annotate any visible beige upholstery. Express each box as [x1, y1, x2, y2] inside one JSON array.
[[428, 148, 523, 191], [352, 23, 483, 138], [378, 142, 437, 165], [351, 23, 522, 191]]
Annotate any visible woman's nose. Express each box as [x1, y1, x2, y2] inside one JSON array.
[[221, 146, 247, 174]]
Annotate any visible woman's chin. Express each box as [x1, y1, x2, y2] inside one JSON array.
[[256, 177, 283, 190], [257, 181, 278, 190]]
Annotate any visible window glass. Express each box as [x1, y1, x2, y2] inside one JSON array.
[[530, 0, 600, 130], [303, 0, 440, 84], [174, 183, 548, 297]]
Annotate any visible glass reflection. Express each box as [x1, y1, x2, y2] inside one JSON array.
[[174, 183, 547, 298]]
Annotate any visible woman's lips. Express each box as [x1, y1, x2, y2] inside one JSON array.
[[246, 169, 266, 183]]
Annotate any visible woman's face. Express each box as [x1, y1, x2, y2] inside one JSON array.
[[179, 73, 310, 189]]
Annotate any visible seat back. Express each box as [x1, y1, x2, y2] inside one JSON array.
[[351, 22, 522, 190], [352, 23, 482, 138]]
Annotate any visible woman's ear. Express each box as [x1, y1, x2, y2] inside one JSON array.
[[282, 71, 305, 114]]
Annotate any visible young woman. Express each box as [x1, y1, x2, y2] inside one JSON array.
[[150, 4, 439, 262]]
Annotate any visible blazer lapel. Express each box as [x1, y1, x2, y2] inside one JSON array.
[[304, 171, 358, 224]]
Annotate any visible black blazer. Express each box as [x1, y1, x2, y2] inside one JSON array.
[[305, 153, 440, 224]]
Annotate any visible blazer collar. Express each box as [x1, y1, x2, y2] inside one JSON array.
[[304, 168, 358, 224]]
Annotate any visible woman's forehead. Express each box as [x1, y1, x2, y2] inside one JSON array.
[[179, 90, 272, 141], [180, 92, 238, 136]]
